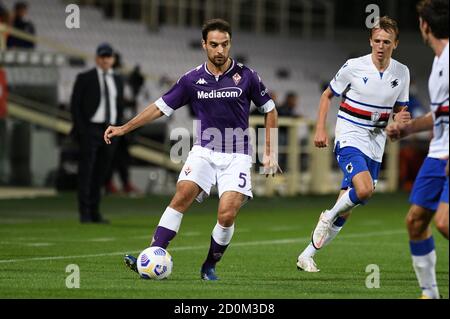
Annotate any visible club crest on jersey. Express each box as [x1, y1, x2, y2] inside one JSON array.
[[363, 77, 369, 84], [371, 111, 381, 122], [346, 163, 354, 173], [232, 73, 242, 85], [184, 166, 192, 176], [391, 79, 399, 88]]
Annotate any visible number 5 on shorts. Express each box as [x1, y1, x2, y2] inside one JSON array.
[[238, 172, 247, 188]]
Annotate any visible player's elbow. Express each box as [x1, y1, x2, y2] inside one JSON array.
[[323, 87, 335, 100], [266, 107, 278, 118]]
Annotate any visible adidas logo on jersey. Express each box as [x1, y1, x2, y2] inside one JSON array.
[[196, 78, 208, 85]]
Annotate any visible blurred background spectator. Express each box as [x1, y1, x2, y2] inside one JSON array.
[[0, 1, 8, 23], [70, 43, 124, 223], [6, 1, 36, 49], [278, 91, 301, 118]]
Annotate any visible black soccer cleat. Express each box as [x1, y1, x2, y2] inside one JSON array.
[[124, 254, 139, 274], [200, 264, 218, 281]]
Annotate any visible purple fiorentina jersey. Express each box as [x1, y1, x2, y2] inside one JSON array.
[[155, 59, 275, 154]]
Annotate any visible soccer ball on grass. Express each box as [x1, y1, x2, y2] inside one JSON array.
[[137, 247, 173, 280]]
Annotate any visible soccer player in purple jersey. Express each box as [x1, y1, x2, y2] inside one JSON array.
[[104, 19, 279, 280]]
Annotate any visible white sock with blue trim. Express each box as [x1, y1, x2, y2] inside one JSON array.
[[410, 237, 440, 299], [324, 188, 361, 221]]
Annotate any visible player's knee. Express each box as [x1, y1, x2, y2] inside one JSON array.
[[355, 185, 374, 201], [170, 186, 197, 211], [405, 213, 428, 237], [218, 208, 237, 227]]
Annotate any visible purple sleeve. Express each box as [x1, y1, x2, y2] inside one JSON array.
[[155, 75, 191, 116], [249, 71, 275, 113]]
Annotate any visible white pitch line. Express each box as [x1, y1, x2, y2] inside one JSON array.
[[88, 238, 116, 242], [25, 243, 54, 247], [0, 229, 406, 264]]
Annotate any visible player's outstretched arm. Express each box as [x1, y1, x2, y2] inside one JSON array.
[[314, 87, 334, 148], [386, 111, 434, 141], [263, 108, 281, 177], [104, 103, 164, 144]]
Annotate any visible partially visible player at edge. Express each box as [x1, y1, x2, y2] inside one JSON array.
[[104, 19, 280, 280], [386, 0, 448, 299], [296, 16, 411, 272]]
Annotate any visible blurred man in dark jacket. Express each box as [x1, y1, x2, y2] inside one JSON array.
[[7, 2, 36, 49], [70, 43, 124, 223]]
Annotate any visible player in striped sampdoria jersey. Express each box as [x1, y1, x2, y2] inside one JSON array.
[[386, 0, 448, 299], [296, 17, 412, 273]]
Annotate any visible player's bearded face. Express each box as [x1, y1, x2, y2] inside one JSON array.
[[203, 31, 231, 68], [370, 29, 398, 62]]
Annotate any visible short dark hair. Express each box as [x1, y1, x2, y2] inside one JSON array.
[[286, 91, 298, 99], [369, 16, 399, 41], [14, 1, 28, 12], [417, 0, 449, 39], [202, 18, 232, 42]]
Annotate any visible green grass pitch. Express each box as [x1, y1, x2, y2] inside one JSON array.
[[0, 192, 448, 299]]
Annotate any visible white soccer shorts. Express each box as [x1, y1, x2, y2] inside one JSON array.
[[178, 145, 253, 203]]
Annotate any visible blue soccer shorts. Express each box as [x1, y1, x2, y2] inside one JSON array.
[[334, 142, 381, 190], [410, 157, 448, 211], [439, 176, 449, 204]]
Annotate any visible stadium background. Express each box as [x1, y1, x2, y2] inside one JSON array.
[[0, 0, 448, 299]]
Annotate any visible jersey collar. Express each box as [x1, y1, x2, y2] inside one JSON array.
[[367, 54, 393, 79], [204, 59, 235, 79]]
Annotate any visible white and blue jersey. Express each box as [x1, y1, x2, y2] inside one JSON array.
[[427, 43, 449, 159], [410, 43, 449, 211], [329, 54, 410, 163], [329, 54, 410, 188]]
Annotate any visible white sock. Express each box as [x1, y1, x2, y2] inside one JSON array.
[[323, 225, 343, 247], [212, 222, 235, 246], [158, 207, 184, 232], [412, 251, 440, 299], [300, 225, 343, 259], [300, 243, 318, 258], [324, 189, 358, 221]]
